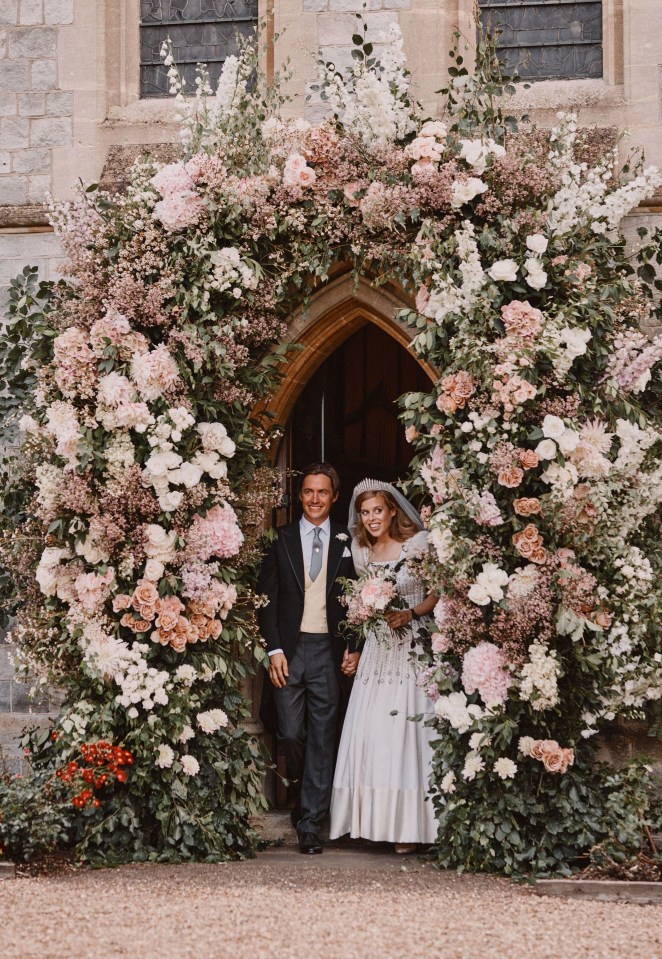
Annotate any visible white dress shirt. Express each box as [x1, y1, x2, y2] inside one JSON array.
[[267, 517, 331, 658]]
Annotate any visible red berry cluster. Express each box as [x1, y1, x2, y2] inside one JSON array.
[[55, 740, 134, 809]]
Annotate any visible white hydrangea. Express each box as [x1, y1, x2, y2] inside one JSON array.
[[520, 643, 560, 711], [175, 665, 197, 686], [467, 562, 509, 606], [208, 247, 258, 294]]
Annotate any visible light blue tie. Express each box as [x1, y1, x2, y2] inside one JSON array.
[[309, 528, 323, 581]]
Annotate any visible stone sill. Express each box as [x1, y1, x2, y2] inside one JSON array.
[[535, 879, 662, 903], [506, 79, 626, 114]]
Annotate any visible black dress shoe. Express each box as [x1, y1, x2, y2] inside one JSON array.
[[298, 831, 323, 855]]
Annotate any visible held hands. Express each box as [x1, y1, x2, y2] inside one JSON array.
[[268, 652, 289, 688], [341, 650, 361, 677]]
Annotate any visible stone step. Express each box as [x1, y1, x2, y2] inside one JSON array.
[[0, 862, 16, 880], [535, 879, 662, 904]]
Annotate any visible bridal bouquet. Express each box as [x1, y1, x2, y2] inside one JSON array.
[[339, 566, 407, 645]]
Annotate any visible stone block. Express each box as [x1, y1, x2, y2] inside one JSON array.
[[45, 90, 71, 115], [0, 116, 29, 148], [0, 26, 7, 56], [30, 114, 70, 146], [382, 0, 409, 7], [0, 58, 28, 90], [319, 10, 395, 45], [302, 0, 328, 9], [0, 1, 17, 26], [18, 91, 44, 115], [30, 56, 55, 89], [19, 0, 42, 25], [8, 25, 55, 59], [0, 92, 17, 116], [43, 0, 71, 24], [11, 145, 48, 171], [0, 150, 9, 173], [0, 175, 27, 204], [27, 172, 49, 201], [0, 644, 12, 677], [328, 0, 382, 10], [0, 680, 9, 710]]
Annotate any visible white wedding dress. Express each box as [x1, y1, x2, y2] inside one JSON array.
[[329, 530, 438, 844]]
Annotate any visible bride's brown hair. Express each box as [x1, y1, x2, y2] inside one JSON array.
[[352, 489, 418, 548]]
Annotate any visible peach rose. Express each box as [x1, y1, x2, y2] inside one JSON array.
[[156, 607, 180, 633], [497, 467, 524, 488], [170, 633, 188, 653], [120, 613, 150, 634], [513, 497, 541, 517], [150, 629, 170, 646], [529, 547, 547, 565], [518, 449, 540, 470], [529, 740, 547, 761], [113, 593, 132, 612], [208, 620, 222, 640], [437, 393, 458, 415]]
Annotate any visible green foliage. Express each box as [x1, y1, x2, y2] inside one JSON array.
[[0, 748, 75, 863]]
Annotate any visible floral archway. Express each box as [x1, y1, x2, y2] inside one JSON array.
[[0, 21, 661, 873]]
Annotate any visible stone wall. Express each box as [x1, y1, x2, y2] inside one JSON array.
[[0, 0, 74, 207]]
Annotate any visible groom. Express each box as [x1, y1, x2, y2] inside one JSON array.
[[258, 462, 359, 854]]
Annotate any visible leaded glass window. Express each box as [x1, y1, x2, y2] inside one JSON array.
[[140, 1, 259, 98], [479, 0, 603, 81]]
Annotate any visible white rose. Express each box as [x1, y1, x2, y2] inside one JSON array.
[[144, 559, 165, 581], [145, 524, 178, 563], [217, 436, 236, 458], [560, 327, 591, 358], [450, 177, 488, 208], [526, 234, 548, 255], [459, 139, 487, 172], [468, 582, 492, 606], [36, 564, 59, 596], [525, 266, 547, 290], [488, 259, 518, 283], [542, 415, 566, 441], [557, 429, 579, 455], [145, 450, 183, 477], [535, 438, 557, 460], [173, 462, 204, 489], [76, 533, 110, 565], [159, 490, 184, 512]]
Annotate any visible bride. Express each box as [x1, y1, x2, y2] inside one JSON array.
[[329, 479, 438, 851]]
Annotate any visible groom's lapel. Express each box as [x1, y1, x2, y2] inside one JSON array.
[[326, 521, 345, 597], [281, 523, 304, 595]]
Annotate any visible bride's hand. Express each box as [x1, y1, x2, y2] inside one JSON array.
[[385, 609, 412, 630]]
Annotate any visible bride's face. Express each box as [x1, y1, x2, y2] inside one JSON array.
[[359, 495, 396, 540]]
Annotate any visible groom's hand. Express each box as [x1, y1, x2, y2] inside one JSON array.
[[268, 653, 289, 688], [341, 650, 360, 677]]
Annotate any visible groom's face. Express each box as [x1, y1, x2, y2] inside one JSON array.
[[300, 473, 338, 526]]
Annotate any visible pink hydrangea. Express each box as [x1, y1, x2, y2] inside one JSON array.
[[462, 641, 512, 706], [153, 192, 206, 232], [501, 300, 543, 340], [75, 568, 115, 613], [89, 309, 132, 356], [152, 162, 196, 197], [131, 344, 180, 400], [475, 491, 504, 527], [187, 504, 244, 562], [97, 372, 135, 408]]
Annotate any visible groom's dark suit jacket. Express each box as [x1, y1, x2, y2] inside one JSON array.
[[257, 518, 358, 668]]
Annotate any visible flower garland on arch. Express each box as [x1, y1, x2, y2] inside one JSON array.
[[1, 18, 661, 870]]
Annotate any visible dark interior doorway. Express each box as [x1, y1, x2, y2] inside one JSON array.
[[279, 321, 432, 525]]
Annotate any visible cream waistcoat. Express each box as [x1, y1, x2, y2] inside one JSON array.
[[300, 548, 329, 634]]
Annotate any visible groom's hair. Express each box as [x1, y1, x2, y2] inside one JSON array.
[[299, 462, 340, 496]]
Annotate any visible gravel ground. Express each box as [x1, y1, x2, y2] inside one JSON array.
[[1, 846, 661, 959]]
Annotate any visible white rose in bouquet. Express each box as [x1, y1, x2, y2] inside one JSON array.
[[535, 438, 558, 460], [450, 176, 488, 208], [542, 414, 566, 440], [526, 234, 548, 255], [145, 524, 178, 563]]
